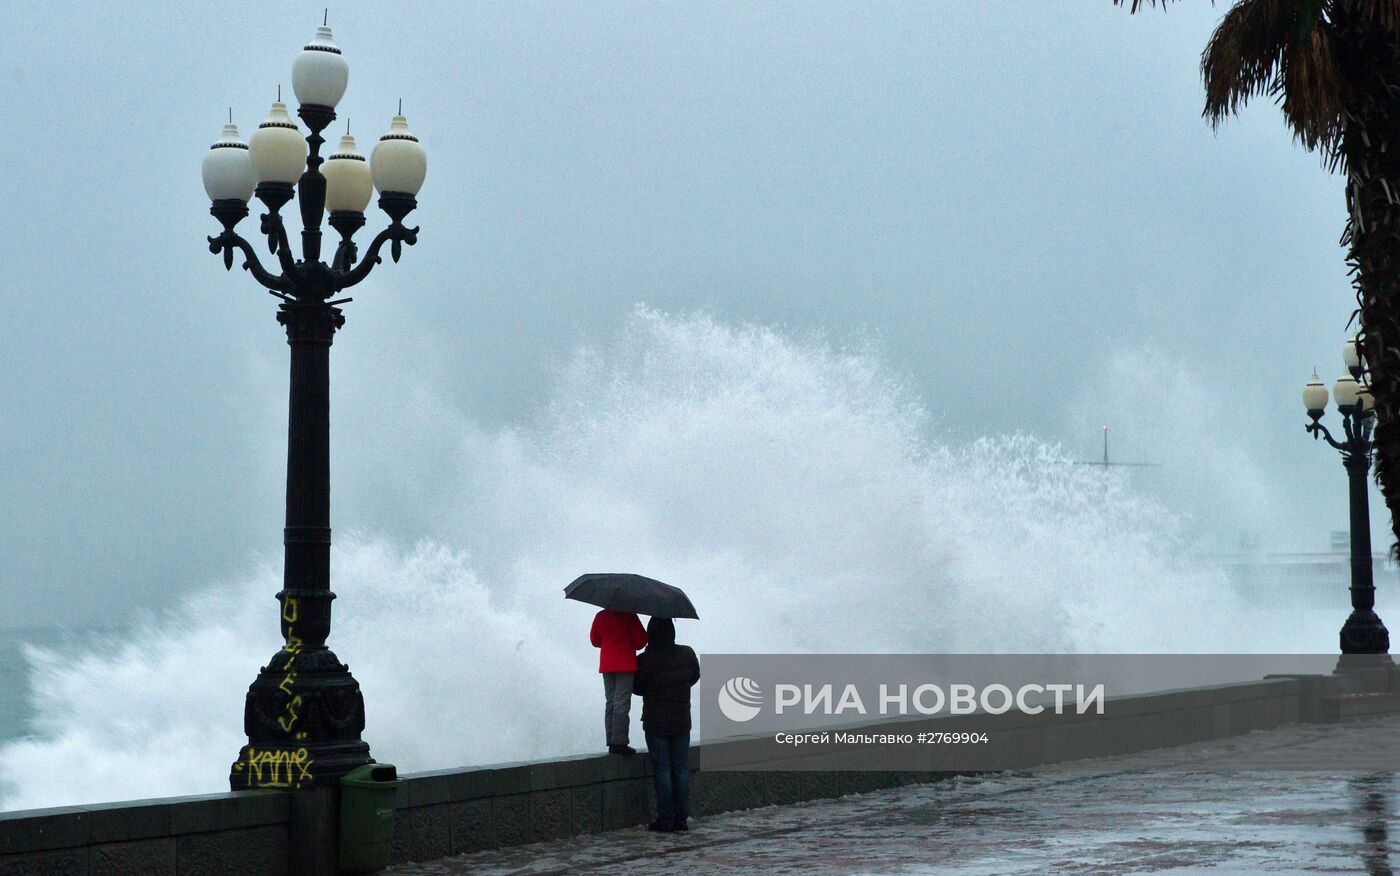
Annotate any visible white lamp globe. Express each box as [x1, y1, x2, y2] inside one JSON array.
[[291, 25, 349, 110], [249, 101, 308, 185], [1334, 374, 1361, 409], [202, 122, 256, 202], [1359, 383, 1375, 412], [323, 133, 373, 212], [1344, 332, 1362, 372], [1303, 371, 1329, 415], [370, 113, 427, 196]]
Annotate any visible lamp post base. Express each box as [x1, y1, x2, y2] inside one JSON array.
[[1333, 650, 1395, 694], [229, 644, 371, 791], [1335, 610, 1393, 688], [1339, 609, 1391, 656]]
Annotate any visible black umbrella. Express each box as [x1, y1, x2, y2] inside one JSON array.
[[564, 573, 699, 619]]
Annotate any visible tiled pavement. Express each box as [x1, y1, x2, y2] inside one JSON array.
[[387, 715, 1400, 874]]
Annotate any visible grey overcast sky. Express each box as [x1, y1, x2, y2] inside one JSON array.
[[0, 1, 1369, 627]]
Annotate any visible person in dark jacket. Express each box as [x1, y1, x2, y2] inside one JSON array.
[[631, 616, 700, 832]]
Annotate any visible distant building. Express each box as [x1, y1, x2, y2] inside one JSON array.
[[1213, 547, 1395, 599]]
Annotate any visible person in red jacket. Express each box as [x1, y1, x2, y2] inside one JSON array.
[[590, 609, 648, 754]]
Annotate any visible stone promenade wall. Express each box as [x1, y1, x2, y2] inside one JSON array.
[[0, 671, 1382, 874], [0, 791, 289, 875]]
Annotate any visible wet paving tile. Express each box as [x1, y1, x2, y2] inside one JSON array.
[[388, 716, 1400, 874]]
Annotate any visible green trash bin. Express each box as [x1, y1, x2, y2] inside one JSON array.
[[339, 763, 399, 872]]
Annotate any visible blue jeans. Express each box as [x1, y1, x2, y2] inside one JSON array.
[[645, 732, 690, 827]]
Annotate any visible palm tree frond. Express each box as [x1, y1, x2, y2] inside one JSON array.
[[1345, 0, 1400, 31], [1277, 22, 1346, 152], [1202, 0, 1329, 129], [1112, 0, 1185, 11]]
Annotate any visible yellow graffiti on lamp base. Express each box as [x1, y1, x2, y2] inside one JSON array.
[[240, 746, 314, 789]]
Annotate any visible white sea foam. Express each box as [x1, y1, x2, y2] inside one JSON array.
[[0, 309, 1331, 810]]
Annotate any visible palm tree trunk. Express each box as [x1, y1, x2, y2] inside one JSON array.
[[1336, 5, 1400, 581]]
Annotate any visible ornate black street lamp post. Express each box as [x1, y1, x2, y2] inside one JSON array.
[[1303, 333, 1390, 660], [200, 23, 426, 791]]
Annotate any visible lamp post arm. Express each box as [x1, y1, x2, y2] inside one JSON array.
[[333, 222, 418, 290], [332, 239, 357, 273], [258, 212, 300, 278], [1339, 410, 1378, 456], [207, 230, 288, 291], [1307, 420, 1350, 452]]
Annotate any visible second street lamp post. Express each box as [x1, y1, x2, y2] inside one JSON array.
[[1303, 333, 1390, 661], [201, 22, 427, 792]]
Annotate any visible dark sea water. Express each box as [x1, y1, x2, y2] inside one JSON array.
[[0, 633, 35, 743], [0, 627, 92, 744]]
